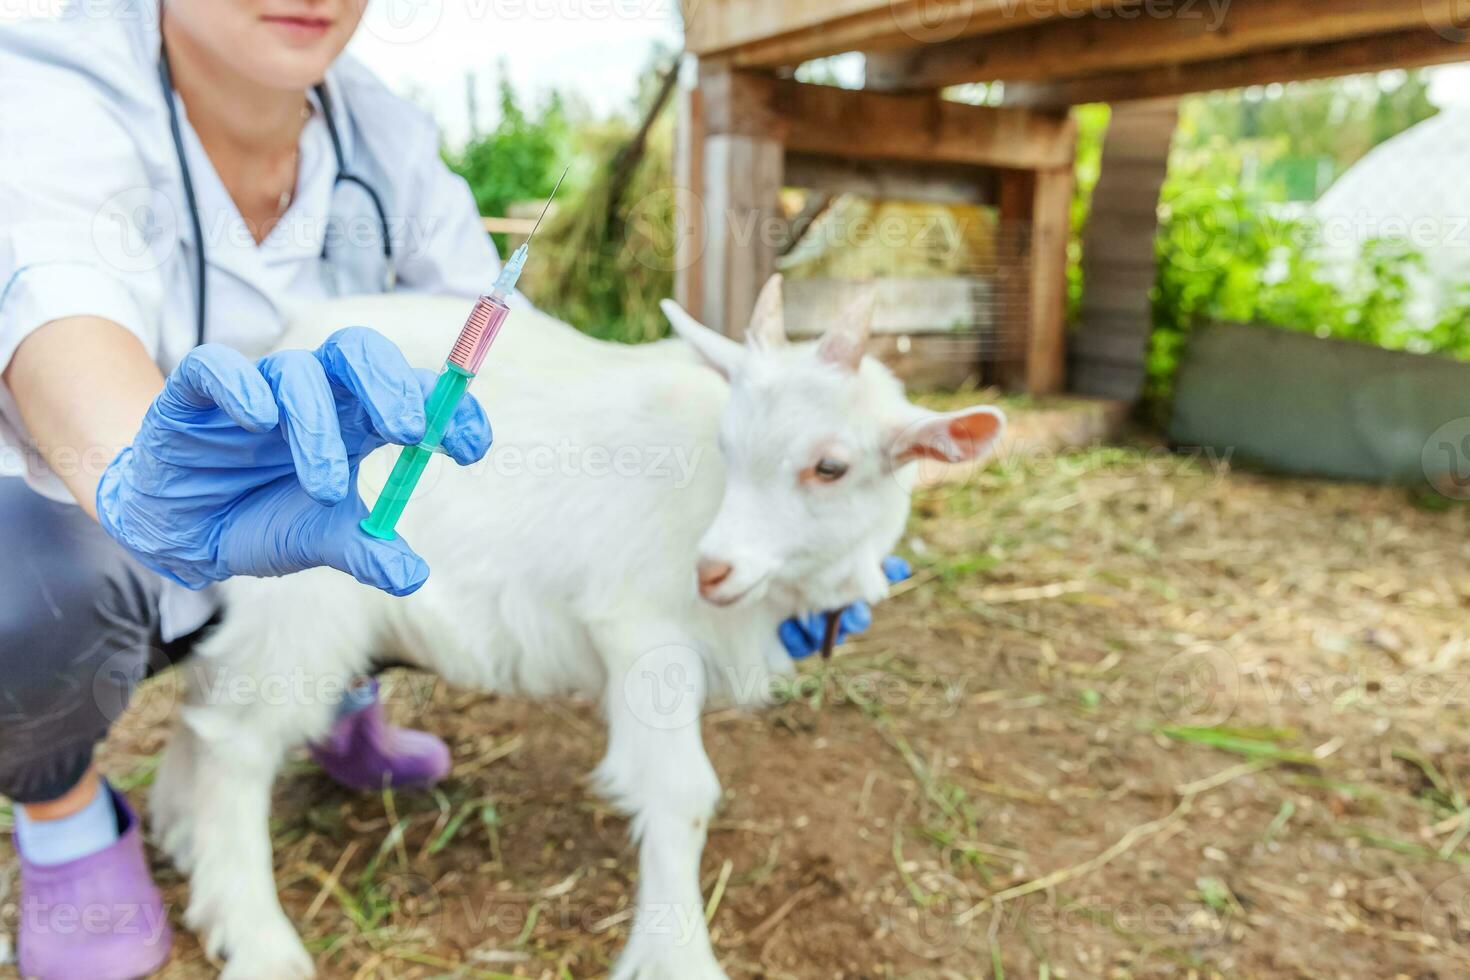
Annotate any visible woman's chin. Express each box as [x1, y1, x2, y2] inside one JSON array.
[[230, 22, 358, 89], [246, 48, 339, 87]]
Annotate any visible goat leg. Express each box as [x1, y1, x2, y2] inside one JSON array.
[[592, 625, 729, 980]]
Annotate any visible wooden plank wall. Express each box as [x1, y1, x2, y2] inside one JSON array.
[[680, 65, 1078, 391], [1070, 99, 1179, 401]]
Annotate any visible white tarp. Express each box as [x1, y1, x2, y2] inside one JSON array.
[[1311, 106, 1470, 327]]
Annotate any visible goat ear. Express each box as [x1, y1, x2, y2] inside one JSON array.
[[817, 286, 875, 372], [888, 406, 1006, 466], [746, 274, 787, 352], [661, 299, 747, 379]]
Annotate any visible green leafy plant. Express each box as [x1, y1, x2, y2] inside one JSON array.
[[1142, 76, 1470, 425], [445, 62, 677, 344], [445, 73, 571, 256]]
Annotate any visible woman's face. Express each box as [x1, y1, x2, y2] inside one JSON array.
[[165, 0, 368, 90]]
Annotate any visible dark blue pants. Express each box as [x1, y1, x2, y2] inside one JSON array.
[[0, 478, 171, 804]]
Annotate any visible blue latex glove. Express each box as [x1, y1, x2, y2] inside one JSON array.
[[96, 328, 491, 597], [779, 556, 913, 660]]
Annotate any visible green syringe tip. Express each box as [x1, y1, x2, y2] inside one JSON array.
[[359, 517, 397, 540], [358, 367, 472, 541]]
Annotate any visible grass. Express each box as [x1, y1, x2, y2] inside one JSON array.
[[1159, 725, 1318, 766]]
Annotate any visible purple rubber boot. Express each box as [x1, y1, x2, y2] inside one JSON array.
[[308, 678, 451, 792], [17, 787, 173, 980]]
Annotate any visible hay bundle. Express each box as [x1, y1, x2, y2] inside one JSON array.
[[525, 67, 680, 345]]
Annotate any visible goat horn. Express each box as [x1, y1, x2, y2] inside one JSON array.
[[746, 274, 787, 351], [817, 283, 876, 372]]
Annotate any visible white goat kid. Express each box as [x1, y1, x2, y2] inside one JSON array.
[[150, 275, 1005, 979]]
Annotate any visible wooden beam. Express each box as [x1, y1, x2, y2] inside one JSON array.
[[718, 0, 1142, 69], [784, 153, 996, 205], [863, 0, 1469, 91], [481, 217, 537, 235], [682, 0, 1120, 65], [1005, 28, 1470, 106], [705, 71, 1076, 170], [682, 0, 898, 58]]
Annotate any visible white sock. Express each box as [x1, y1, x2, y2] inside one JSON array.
[[14, 778, 120, 866], [337, 676, 378, 718]]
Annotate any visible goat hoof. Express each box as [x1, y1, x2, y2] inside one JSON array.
[[150, 813, 195, 873], [192, 905, 314, 980], [611, 936, 728, 980], [216, 934, 315, 980]]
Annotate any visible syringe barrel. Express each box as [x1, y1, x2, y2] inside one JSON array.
[[359, 365, 470, 540], [447, 293, 511, 375], [359, 293, 509, 541]]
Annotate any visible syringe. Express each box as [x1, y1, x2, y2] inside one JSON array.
[[359, 168, 567, 541]]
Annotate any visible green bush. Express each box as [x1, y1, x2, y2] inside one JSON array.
[[1143, 76, 1470, 425], [446, 77, 571, 257], [1147, 145, 1470, 422]]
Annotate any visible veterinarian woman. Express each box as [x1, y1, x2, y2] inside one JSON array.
[[0, 4, 508, 976]]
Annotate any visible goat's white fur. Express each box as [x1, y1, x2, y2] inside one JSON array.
[[150, 280, 1004, 979]]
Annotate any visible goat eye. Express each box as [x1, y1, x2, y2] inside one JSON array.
[[814, 458, 849, 482]]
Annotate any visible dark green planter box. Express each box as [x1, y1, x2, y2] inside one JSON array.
[[1169, 321, 1470, 486]]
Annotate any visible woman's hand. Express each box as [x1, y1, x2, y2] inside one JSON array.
[[96, 327, 490, 596], [779, 556, 913, 659]]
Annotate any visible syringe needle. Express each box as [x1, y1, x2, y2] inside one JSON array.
[[528, 166, 569, 243]]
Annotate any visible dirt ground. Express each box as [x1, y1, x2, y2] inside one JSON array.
[[4, 430, 1470, 979]]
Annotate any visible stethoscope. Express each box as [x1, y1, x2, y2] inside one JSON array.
[[157, 37, 396, 347]]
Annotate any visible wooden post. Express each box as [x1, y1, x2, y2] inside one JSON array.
[[1072, 99, 1179, 400], [673, 65, 706, 319], [997, 160, 1073, 396], [701, 134, 783, 339], [995, 168, 1035, 390], [1026, 166, 1074, 395], [694, 64, 784, 339]]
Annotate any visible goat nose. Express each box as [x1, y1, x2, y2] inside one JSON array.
[[697, 559, 733, 594]]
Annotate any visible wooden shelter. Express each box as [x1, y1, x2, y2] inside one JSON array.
[[674, 0, 1470, 396]]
